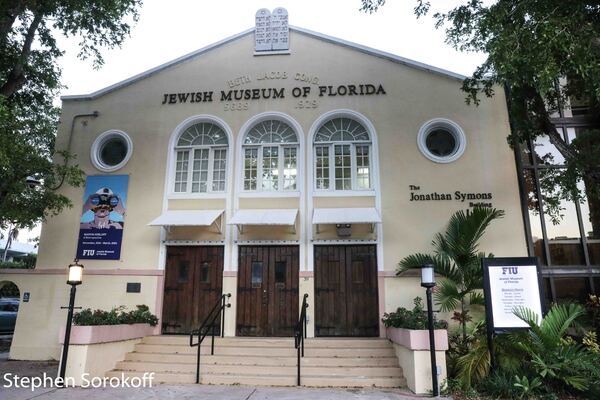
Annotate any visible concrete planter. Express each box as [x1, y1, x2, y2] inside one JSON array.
[[59, 323, 154, 345], [386, 327, 448, 394], [58, 324, 155, 385], [386, 327, 449, 351]]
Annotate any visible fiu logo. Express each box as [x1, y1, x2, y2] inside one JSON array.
[[502, 267, 518, 275]]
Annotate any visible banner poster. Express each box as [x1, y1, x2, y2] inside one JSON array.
[[482, 257, 544, 330], [75, 175, 129, 260]]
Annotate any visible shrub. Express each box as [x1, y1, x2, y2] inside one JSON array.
[[0, 260, 33, 269], [511, 304, 600, 397], [382, 297, 447, 329], [478, 370, 523, 399], [586, 294, 600, 336], [73, 304, 158, 326]]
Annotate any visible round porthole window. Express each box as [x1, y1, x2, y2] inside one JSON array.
[[91, 130, 133, 172], [417, 118, 466, 163]]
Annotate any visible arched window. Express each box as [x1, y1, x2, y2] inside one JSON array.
[[314, 117, 371, 190], [173, 122, 228, 193], [243, 120, 299, 191]]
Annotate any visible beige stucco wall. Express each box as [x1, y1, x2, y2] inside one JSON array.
[[12, 28, 526, 360], [393, 343, 447, 394], [1, 272, 160, 360]]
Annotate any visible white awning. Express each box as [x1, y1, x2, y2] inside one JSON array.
[[313, 208, 382, 225], [148, 210, 224, 232], [228, 209, 298, 233]]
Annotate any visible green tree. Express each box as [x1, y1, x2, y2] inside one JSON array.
[[0, 0, 142, 232], [398, 207, 504, 341], [361, 0, 600, 236]]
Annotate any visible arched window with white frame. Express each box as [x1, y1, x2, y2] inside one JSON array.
[[173, 122, 228, 193], [313, 117, 372, 191], [242, 120, 299, 192]]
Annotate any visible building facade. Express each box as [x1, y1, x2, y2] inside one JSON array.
[[2, 21, 528, 360]]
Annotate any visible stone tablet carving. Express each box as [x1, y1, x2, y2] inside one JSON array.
[[255, 8, 271, 52], [270, 7, 289, 51]]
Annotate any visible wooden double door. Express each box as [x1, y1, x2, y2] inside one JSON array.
[[162, 246, 224, 334], [236, 246, 299, 337], [314, 245, 379, 337]]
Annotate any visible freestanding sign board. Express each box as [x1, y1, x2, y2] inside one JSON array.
[[482, 257, 544, 330], [482, 257, 545, 368]]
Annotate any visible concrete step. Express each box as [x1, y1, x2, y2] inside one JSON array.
[[143, 335, 392, 348], [107, 370, 406, 387], [106, 370, 195, 384], [115, 360, 404, 377], [133, 343, 395, 357], [124, 352, 400, 367]]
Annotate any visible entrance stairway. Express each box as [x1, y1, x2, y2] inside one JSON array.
[[106, 336, 406, 387]]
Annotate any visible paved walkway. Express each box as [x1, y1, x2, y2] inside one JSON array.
[[1, 384, 442, 400]]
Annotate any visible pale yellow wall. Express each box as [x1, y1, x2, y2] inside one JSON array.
[[168, 199, 225, 210], [2, 273, 159, 360], [299, 277, 315, 337], [222, 276, 237, 337]]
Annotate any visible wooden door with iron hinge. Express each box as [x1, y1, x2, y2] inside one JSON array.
[[162, 246, 223, 334]]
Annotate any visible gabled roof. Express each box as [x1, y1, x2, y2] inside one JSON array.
[[61, 26, 466, 102]]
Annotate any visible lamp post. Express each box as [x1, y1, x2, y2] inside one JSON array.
[[59, 260, 84, 384], [421, 263, 439, 397]]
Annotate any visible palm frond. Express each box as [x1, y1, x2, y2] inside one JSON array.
[[397, 253, 433, 273], [539, 303, 585, 341], [434, 279, 461, 312], [456, 338, 491, 388], [469, 291, 485, 306], [433, 208, 504, 263]]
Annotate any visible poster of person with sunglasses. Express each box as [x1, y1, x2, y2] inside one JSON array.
[[76, 175, 129, 260]]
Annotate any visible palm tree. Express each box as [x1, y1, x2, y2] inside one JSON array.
[[2, 225, 20, 262], [398, 207, 504, 341]]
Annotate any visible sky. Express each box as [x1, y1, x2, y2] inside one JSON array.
[[14, 0, 488, 244]]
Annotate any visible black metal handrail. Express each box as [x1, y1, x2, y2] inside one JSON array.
[[189, 293, 231, 384], [294, 293, 309, 386]]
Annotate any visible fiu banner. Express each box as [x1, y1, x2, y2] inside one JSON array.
[[76, 175, 128, 260]]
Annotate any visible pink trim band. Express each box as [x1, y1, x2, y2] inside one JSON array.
[[0, 268, 164, 276]]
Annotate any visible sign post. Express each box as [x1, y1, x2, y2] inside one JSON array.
[[481, 257, 545, 370]]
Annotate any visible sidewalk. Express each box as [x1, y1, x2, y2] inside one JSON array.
[[1, 384, 442, 400]]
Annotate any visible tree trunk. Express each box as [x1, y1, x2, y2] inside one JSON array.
[[583, 175, 600, 239], [461, 299, 467, 342], [0, 11, 42, 98]]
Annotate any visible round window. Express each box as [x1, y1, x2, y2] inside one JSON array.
[[91, 130, 133, 172], [417, 119, 466, 163]]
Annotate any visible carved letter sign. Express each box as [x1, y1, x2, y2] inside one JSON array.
[[255, 8, 271, 52]]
